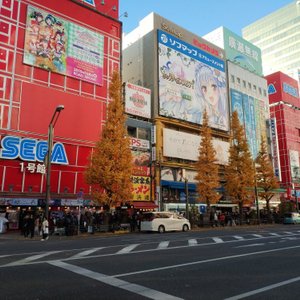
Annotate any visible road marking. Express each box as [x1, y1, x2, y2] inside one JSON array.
[[4, 251, 62, 266], [70, 247, 104, 259], [283, 231, 294, 235], [233, 235, 244, 240], [235, 243, 265, 248], [212, 237, 224, 243], [224, 275, 300, 300], [49, 260, 183, 300], [157, 241, 169, 249], [116, 244, 139, 254], [188, 239, 197, 246], [269, 233, 280, 236], [115, 245, 300, 278], [252, 234, 263, 238]]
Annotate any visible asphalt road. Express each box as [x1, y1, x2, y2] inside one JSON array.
[[1, 224, 300, 300]]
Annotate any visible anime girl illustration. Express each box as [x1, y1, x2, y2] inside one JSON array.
[[188, 63, 228, 130]]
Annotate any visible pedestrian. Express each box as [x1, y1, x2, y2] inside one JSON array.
[[41, 217, 49, 241], [28, 214, 35, 238], [23, 214, 30, 238]]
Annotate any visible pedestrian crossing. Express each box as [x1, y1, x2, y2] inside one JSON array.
[[1, 230, 300, 268]]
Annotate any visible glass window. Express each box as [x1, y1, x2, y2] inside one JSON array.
[[263, 89, 267, 97], [253, 85, 257, 91], [138, 128, 149, 140], [259, 87, 262, 95], [248, 82, 252, 89], [127, 126, 137, 137], [243, 80, 246, 88], [237, 77, 241, 84], [231, 75, 235, 83]]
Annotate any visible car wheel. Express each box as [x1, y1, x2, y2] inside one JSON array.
[[158, 225, 165, 233], [182, 224, 189, 232]]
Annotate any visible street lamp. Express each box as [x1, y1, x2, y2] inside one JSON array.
[[45, 105, 64, 218]]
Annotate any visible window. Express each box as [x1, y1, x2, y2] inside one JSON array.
[[248, 82, 252, 89], [259, 87, 262, 95], [127, 126, 137, 137], [263, 89, 267, 97], [231, 75, 235, 83], [243, 80, 246, 88], [237, 77, 241, 84], [138, 128, 149, 140], [253, 85, 257, 91]]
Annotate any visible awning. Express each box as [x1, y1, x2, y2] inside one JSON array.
[[132, 201, 158, 209], [161, 180, 196, 191]]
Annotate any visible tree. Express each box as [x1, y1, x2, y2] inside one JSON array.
[[85, 71, 133, 210], [195, 110, 220, 211], [255, 136, 279, 216], [225, 111, 255, 223]]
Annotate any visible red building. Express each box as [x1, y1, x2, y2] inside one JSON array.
[[266, 72, 300, 198], [0, 0, 121, 218]]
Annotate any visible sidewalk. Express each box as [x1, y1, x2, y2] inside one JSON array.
[[0, 229, 130, 241], [0, 223, 279, 241]]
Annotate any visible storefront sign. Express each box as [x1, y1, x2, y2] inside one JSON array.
[[20, 162, 46, 174], [130, 138, 150, 150], [131, 176, 150, 201], [0, 136, 68, 165]]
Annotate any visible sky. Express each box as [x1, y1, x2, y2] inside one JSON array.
[[119, 0, 293, 37]]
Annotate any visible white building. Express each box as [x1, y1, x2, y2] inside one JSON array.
[[242, 0, 300, 81]]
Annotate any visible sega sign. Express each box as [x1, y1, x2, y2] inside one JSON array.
[[0, 136, 68, 165]]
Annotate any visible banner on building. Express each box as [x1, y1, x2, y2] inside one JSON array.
[[158, 30, 229, 131], [125, 83, 151, 118], [23, 6, 104, 85]]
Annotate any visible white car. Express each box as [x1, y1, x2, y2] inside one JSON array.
[[140, 212, 190, 233]]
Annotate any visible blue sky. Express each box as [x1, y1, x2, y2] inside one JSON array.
[[119, 0, 293, 36]]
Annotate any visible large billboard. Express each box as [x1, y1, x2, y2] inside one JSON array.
[[23, 6, 104, 85], [230, 88, 258, 158], [163, 128, 229, 164], [158, 30, 229, 131]]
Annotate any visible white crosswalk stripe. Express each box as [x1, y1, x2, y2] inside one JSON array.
[[188, 239, 198, 246], [233, 235, 244, 240], [4, 251, 62, 267], [157, 241, 170, 249], [212, 237, 224, 243], [116, 244, 139, 254], [70, 247, 104, 259], [252, 234, 263, 238]]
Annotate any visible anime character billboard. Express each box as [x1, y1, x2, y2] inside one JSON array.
[[158, 30, 229, 131], [23, 6, 104, 85]]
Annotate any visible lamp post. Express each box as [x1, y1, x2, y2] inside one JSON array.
[[45, 105, 64, 218]]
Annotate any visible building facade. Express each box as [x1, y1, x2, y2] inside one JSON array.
[[0, 0, 122, 225], [266, 72, 300, 199], [204, 27, 269, 160], [123, 13, 231, 211], [242, 0, 300, 81]]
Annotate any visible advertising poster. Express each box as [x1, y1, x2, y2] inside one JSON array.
[[131, 176, 151, 201], [290, 150, 300, 182], [23, 6, 104, 85], [131, 150, 150, 177], [249, 96, 257, 158], [158, 30, 229, 131], [230, 89, 244, 124], [125, 83, 151, 118]]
